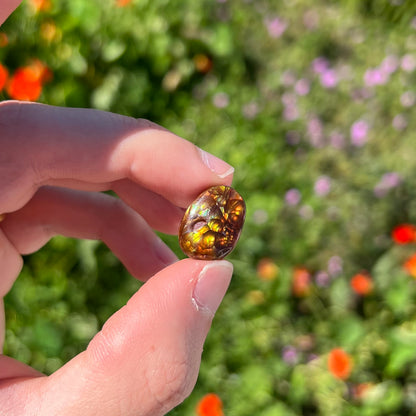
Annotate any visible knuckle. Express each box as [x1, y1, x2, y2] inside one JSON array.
[[0, 101, 38, 212], [85, 314, 125, 372], [144, 354, 195, 414]]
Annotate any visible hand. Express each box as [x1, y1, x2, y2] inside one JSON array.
[[0, 101, 235, 415]]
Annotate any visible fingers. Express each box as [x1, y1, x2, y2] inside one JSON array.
[[0, 101, 233, 215], [0, 229, 23, 299], [30, 259, 232, 416], [0, 354, 44, 380], [112, 179, 184, 235], [1, 187, 178, 281]]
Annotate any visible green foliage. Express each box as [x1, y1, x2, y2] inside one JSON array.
[[2, 0, 416, 414]]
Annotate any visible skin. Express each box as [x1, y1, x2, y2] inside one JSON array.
[[0, 4, 235, 414]]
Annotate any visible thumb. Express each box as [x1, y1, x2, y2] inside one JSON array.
[[39, 259, 233, 416]]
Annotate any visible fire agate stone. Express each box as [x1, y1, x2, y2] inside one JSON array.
[[179, 185, 246, 260]]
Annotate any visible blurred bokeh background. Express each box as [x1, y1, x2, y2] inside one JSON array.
[[2, 0, 416, 414]]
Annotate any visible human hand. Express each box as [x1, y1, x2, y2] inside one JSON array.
[[0, 101, 235, 415]]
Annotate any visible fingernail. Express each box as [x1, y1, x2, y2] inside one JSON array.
[[192, 261, 233, 315], [154, 237, 178, 266], [198, 148, 234, 179]]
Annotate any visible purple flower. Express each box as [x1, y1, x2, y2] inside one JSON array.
[[364, 68, 389, 87], [282, 346, 299, 365], [381, 55, 399, 74], [281, 92, 296, 106], [281, 70, 296, 86], [315, 271, 331, 287], [328, 256, 343, 277], [329, 131, 345, 149], [314, 175, 331, 196], [373, 188, 386, 198], [374, 172, 402, 197], [351, 88, 373, 102], [392, 114, 407, 131], [295, 78, 310, 96], [285, 188, 302, 206], [350, 120, 369, 147], [382, 172, 402, 188], [307, 353, 319, 362], [212, 92, 229, 108], [320, 69, 338, 88], [401, 54, 416, 72], [303, 9, 319, 30], [400, 91, 416, 107], [312, 57, 329, 74], [265, 17, 288, 38], [283, 104, 299, 121], [307, 117, 324, 147], [242, 102, 259, 119]]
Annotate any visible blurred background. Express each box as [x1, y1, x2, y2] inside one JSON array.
[[2, 0, 416, 414]]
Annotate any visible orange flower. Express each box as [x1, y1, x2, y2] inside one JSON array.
[[28, 0, 51, 12], [328, 348, 353, 380], [0, 63, 8, 91], [257, 258, 279, 281], [404, 253, 416, 278], [7, 67, 42, 101], [352, 382, 373, 400], [27, 59, 53, 83], [0, 33, 8, 48], [292, 267, 311, 297], [194, 54, 213, 73], [196, 393, 224, 416], [7, 60, 51, 101], [116, 0, 132, 6], [350, 272, 373, 295], [392, 224, 416, 244]]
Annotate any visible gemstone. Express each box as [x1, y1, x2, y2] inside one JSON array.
[[179, 185, 246, 260]]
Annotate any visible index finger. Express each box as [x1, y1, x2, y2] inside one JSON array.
[[0, 101, 234, 213]]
